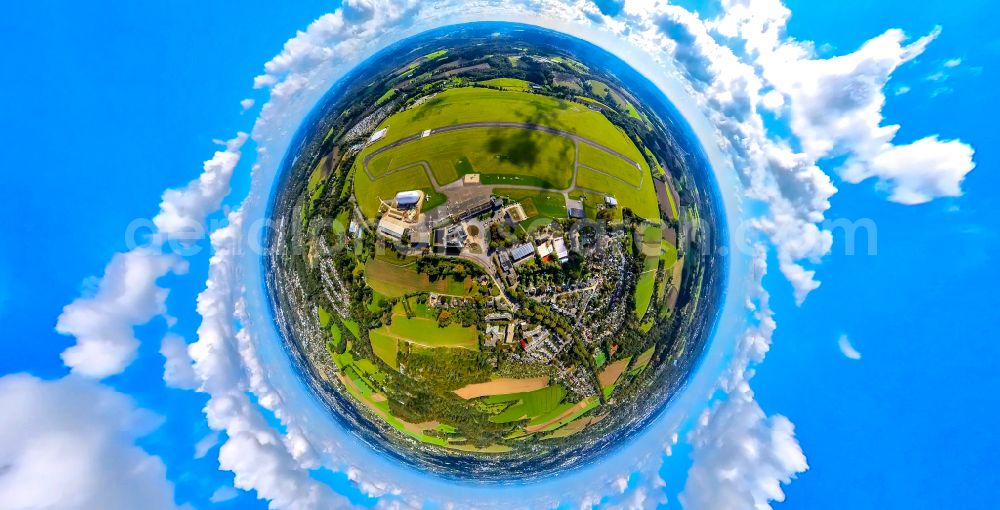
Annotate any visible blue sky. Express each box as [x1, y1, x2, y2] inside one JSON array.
[[1, 1, 997, 509]]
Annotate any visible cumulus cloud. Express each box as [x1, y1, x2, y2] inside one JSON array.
[[240, 98, 255, 111], [160, 332, 198, 389], [680, 245, 807, 509], [153, 133, 249, 241], [56, 130, 248, 379], [0, 374, 182, 510], [188, 211, 350, 510], [56, 248, 188, 378], [682, 390, 807, 509], [720, 4, 976, 206]]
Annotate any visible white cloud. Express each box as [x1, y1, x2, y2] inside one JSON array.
[[682, 390, 806, 510], [56, 129, 249, 379], [160, 333, 199, 389], [56, 248, 188, 378], [153, 133, 249, 242], [0, 374, 182, 510], [842, 135, 975, 204], [680, 245, 807, 509], [210, 485, 240, 503], [240, 98, 255, 111], [188, 211, 351, 510], [838, 334, 862, 360]]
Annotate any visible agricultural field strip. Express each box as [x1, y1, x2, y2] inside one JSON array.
[[361, 122, 644, 193]]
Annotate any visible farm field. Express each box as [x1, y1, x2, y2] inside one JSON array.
[[575, 166, 659, 221], [587, 79, 642, 120], [476, 78, 533, 91], [364, 258, 475, 297], [453, 377, 550, 399], [375, 315, 479, 350], [634, 255, 658, 318], [484, 385, 567, 424], [369, 330, 399, 368]]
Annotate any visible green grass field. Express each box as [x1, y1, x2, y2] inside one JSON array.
[[424, 49, 448, 60], [485, 385, 567, 424], [362, 88, 643, 160], [578, 143, 643, 187], [576, 167, 659, 221], [493, 188, 567, 223], [375, 88, 397, 106], [353, 163, 436, 218], [634, 255, 659, 318], [587, 80, 641, 120], [364, 258, 474, 298], [366, 127, 575, 189], [369, 330, 399, 368], [375, 315, 478, 349], [476, 78, 533, 91]]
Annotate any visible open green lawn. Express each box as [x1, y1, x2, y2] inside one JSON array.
[[476, 78, 533, 91], [493, 188, 567, 223], [576, 167, 660, 221], [365, 258, 475, 298], [329, 322, 343, 347], [353, 163, 436, 218], [317, 306, 332, 327], [353, 86, 657, 221], [362, 87, 643, 161], [366, 127, 575, 189], [369, 330, 399, 368], [424, 49, 448, 60], [578, 143, 643, 187], [485, 385, 567, 423], [375, 88, 397, 106], [644, 147, 666, 178], [375, 315, 478, 349], [634, 255, 659, 318]]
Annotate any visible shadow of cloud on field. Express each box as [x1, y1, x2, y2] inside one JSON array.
[[481, 99, 576, 186]]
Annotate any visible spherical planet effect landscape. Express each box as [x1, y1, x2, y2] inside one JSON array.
[[265, 22, 727, 480]]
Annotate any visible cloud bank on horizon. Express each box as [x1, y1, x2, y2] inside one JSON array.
[[3, 0, 975, 509]]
